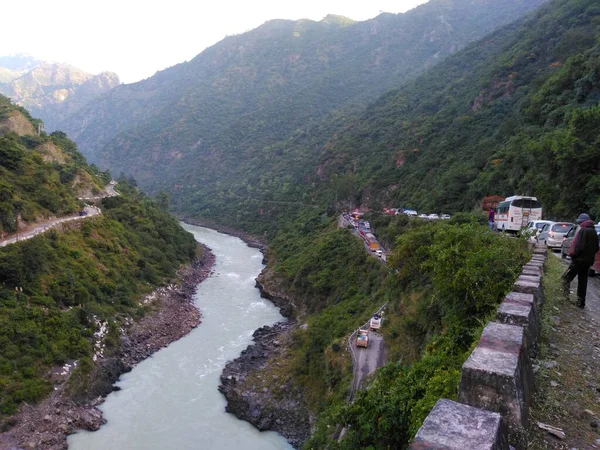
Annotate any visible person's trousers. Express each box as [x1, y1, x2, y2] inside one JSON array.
[[562, 261, 591, 304]]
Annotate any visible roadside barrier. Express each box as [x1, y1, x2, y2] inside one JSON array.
[[409, 244, 547, 449]]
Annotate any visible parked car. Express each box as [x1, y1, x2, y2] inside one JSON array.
[[418, 214, 428, 219], [561, 225, 600, 275], [523, 220, 553, 241], [441, 214, 451, 220], [537, 222, 576, 249], [428, 214, 440, 220], [375, 249, 383, 258]]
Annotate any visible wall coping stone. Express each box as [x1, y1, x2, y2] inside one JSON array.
[[459, 322, 531, 434], [410, 399, 508, 450]]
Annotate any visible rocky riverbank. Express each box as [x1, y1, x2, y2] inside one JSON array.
[[0, 246, 215, 450], [218, 265, 312, 449], [218, 321, 312, 449]]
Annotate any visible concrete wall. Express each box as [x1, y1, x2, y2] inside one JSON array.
[[409, 245, 547, 449]]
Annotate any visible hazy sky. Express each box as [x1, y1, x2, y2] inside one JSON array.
[[1, 0, 428, 84]]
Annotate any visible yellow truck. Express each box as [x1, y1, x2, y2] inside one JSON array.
[[364, 233, 379, 250], [356, 329, 369, 348]]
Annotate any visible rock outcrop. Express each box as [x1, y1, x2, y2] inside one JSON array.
[[219, 322, 311, 448], [0, 110, 36, 136]]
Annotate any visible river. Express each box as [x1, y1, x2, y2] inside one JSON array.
[[68, 224, 293, 450]]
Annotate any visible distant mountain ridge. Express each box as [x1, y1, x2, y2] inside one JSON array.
[[55, 0, 546, 229], [0, 60, 120, 131]]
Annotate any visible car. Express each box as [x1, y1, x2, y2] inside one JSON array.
[[404, 210, 418, 217], [523, 220, 553, 241], [561, 225, 600, 275], [418, 214, 428, 219], [441, 214, 451, 220], [375, 249, 383, 257], [537, 222, 576, 249], [428, 214, 440, 220]]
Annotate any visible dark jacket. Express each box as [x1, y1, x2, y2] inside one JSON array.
[[569, 220, 599, 265]]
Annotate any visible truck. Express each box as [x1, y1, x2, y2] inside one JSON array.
[[364, 233, 379, 250], [370, 314, 382, 330], [356, 329, 369, 348]]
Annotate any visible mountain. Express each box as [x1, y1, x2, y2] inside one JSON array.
[[298, 0, 600, 221], [179, 0, 600, 231], [56, 0, 546, 230], [0, 55, 40, 84], [0, 62, 120, 131], [268, 2, 600, 446]]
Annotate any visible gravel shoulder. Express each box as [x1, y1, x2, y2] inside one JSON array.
[[528, 253, 600, 448]]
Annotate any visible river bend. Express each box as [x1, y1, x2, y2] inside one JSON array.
[[68, 224, 292, 450]]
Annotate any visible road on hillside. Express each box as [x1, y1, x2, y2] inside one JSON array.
[[338, 214, 388, 263], [349, 330, 386, 397], [0, 205, 101, 248]]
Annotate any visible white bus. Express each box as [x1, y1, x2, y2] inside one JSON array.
[[495, 196, 542, 233]]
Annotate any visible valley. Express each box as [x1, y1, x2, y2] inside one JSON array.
[[1, 0, 600, 448]]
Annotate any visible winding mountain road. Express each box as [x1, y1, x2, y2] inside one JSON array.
[[347, 305, 388, 399], [349, 330, 386, 398], [0, 205, 101, 248], [0, 181, 119, 248]]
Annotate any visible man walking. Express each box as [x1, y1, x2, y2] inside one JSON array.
[[488, 208, 495, 230], [563, 213, 599, 308]]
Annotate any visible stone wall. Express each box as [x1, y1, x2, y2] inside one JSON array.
[[409, 244, 547, 449]]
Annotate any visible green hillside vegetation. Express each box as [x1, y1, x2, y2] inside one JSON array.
[[57, 0, 545, 233], [0, 96, 107, 235], [263, 214, 528, 449], [0, 97, 197, 417], [306, 0, 600, 220], [175, 0, 600, 234], [266, 215, 389, 407], [303, 219, 528, 449]]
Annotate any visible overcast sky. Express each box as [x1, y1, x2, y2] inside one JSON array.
[[0, 0, 429, 84]]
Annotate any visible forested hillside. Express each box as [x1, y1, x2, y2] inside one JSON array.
[[0, 96, 197, 418], [57, 0, 545, 232], [183, 0, 600, 233], [208, 1, 600, 447], [304, 0, 600, 220]]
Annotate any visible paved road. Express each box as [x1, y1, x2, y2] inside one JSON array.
[[0, 205, 101, 248], [1, 180, 118, 248], [347, 305, 388, 400], [349, 330, 386, 396], [336, 309, 387, 441], [339, 215, 388, 263]]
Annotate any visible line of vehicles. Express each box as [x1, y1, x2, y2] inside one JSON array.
[[355, 313, 382, 348], [526, 218, 600, 275], [384, 208, 451, 220], [342, 212, 384, 258], [493, 195, 600, 275]]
